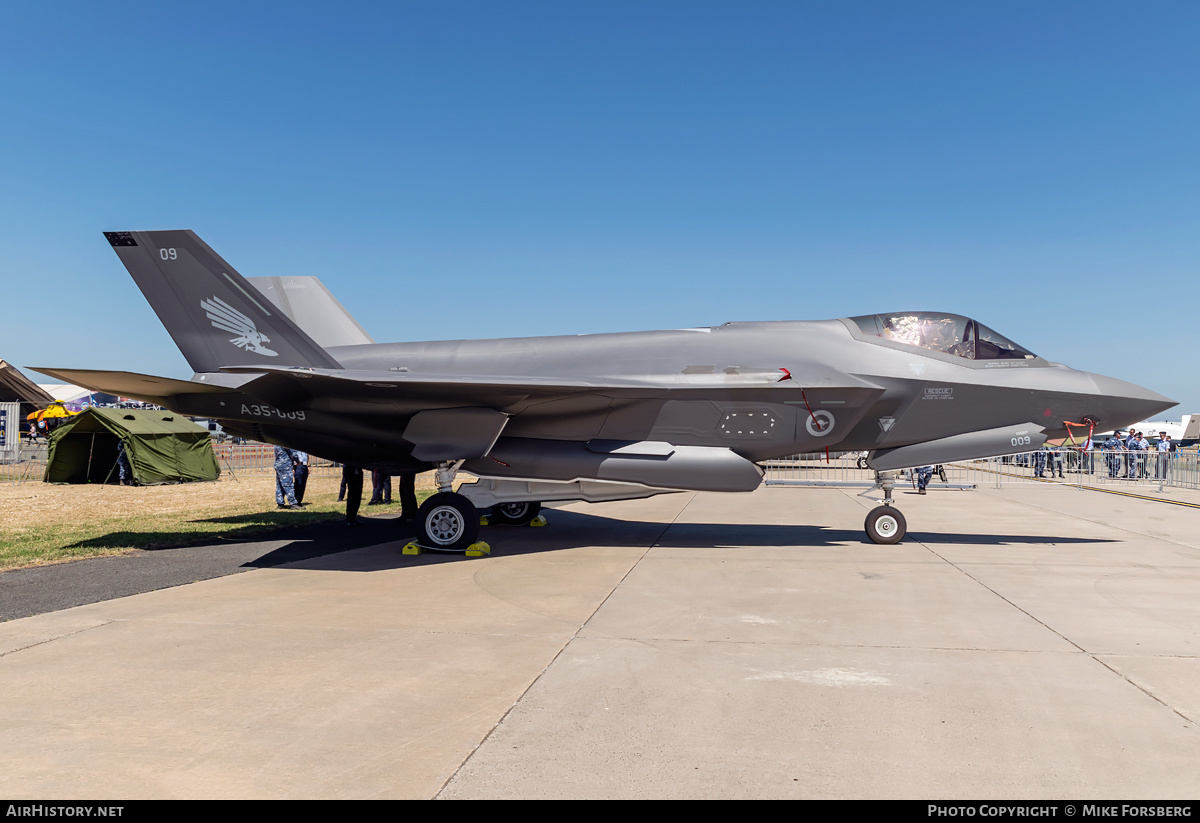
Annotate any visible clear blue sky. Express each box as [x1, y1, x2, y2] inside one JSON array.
[[2, 1, 1196, 415]]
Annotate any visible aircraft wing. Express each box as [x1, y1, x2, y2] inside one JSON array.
[[32, 363, 882, 418], [29, 368, 233, 406], [221, 365, 883, 415]]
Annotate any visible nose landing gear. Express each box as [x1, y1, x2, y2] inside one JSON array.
[[864, 505, 906, 544], [863, 470, 907, 544]]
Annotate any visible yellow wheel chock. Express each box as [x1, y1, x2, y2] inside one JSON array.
[[402, 540, 491, 556]]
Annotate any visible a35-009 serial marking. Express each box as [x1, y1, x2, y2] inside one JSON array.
[[241, 404, 306, 421]]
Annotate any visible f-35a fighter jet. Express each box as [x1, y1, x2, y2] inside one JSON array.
[[36, 230, 1174, 548]]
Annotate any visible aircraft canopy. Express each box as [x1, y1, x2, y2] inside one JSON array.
[[849, 312, 1035, 361]]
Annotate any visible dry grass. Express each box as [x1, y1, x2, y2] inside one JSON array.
[[0, 472, 441, 571]]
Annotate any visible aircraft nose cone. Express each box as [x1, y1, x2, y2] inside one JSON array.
[[1086, 373, 1176, 431]]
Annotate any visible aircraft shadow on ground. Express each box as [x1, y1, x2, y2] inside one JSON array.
[[60, 514, 407, 569], [236, 508, 1118, 574], [909, 532, 1116, 546]]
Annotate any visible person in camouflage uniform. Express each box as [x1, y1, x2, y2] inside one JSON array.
[[274, 445, 299, 508]]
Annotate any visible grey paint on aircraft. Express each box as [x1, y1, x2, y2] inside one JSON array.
[[247, 276, 376, 348], [33, 231, 1176, 543]]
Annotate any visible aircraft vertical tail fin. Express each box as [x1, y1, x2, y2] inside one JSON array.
[[247, 276, 375, 348], [103, 230, 342, 373]]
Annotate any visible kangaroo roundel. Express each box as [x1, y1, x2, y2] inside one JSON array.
[[806, 410, 835, 437]]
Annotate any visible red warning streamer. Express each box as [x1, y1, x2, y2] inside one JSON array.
[[1062, 418, 1096, 447], [800, 388, 831, 463]]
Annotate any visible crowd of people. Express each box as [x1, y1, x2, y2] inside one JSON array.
[[1007, 430, 1181, 481], [272, 446, 418, 527], [909, 430, 1184, 493], [1094, 430, 1178, 480], [335, 468, 417, 526]]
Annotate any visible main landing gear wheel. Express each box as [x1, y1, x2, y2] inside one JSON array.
[[417, 492, 479, 551], [490, 501, 542, 526], [865, 506, 906, 545]]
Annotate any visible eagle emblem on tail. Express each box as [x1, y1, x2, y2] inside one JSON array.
[[201, 296, 278, 356]]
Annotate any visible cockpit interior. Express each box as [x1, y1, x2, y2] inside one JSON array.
[[849, 312, 1035, 361]]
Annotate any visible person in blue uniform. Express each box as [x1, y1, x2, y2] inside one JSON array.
[[1124, 431, 1142, 479], [398, 472, 418, 524], [274, 445, 299, 508], [369, 471, 391, 505], [1155, 432, 1172, 480], [1103, 432, 1124, 478], [916, 465, 934, 494], [1135, 432, 1150, 478], [1049, 444, 1064, 478], [293, 451, 310, 505], [342, 464, 363, 526], [116, 440, 133, 486], [1034, 447, 1048, 477]]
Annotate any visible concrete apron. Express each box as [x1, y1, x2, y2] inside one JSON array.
[[1, 485, 1198, 799]]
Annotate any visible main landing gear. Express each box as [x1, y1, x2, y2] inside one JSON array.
[[864, 470, 907, 545], [411, 463, 546, 552], [414, 461, 479, 551], [417, 492, 479, 551], [489, 500, 542, 526]]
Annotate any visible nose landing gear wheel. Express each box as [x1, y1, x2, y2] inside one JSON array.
[[490, 501, 542, 526], [417, 492, 480, 551], [865, 505, 906, 544]]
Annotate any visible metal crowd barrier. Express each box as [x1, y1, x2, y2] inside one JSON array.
[[210, 442, 342, 479], [980, 447, 1199, 491], [9, 440, 1197, 491], [2, 441, 342, 485], [0, 443, 49, 485], [762, 448, 1200, 493], [762, 452, 976, 489]]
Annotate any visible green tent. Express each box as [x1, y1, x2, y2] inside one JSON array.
[[45, 408, 220, 485]]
